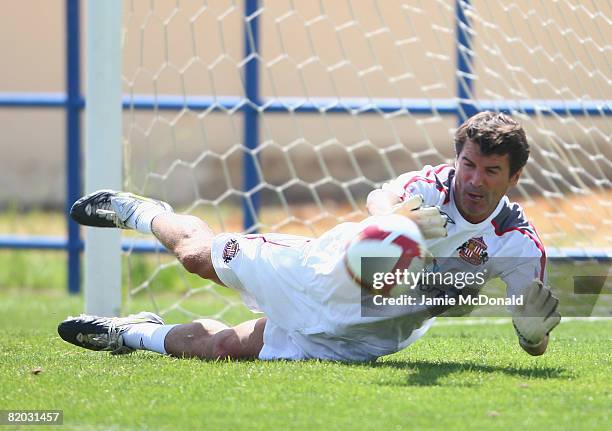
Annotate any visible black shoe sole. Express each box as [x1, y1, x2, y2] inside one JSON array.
[[57, 315, 113, 351], [70, 190, 117, 228]]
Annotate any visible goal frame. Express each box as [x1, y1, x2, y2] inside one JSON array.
[[84, 0, 122, 315]]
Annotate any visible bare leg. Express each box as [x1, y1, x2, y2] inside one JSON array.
[[164, 317, 266, 360], [147, 212, 265, 359], [150, 212, 224, 285]]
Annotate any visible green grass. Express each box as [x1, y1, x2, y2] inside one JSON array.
[[1, 291, 610, 431], [1, 211, 610, 429]]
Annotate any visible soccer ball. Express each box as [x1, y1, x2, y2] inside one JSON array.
[[345, 214, 427, 297]]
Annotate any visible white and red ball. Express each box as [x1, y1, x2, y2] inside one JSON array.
[[344, 214, 426, 297]]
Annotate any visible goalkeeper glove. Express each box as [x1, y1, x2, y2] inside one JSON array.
[[511, 279, 561, 347], [392, 195, 449, 239]]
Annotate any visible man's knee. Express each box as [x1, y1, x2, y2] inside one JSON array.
[[178, 246, 213, 277], [174, 233, 216, 279], [210, 329, 242, 359], [209, 318, 265, 359]]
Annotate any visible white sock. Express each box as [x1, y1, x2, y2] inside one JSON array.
[[128, 208, 167, 234], [111, 195, 172, 234], [122, 323, 178, 355]]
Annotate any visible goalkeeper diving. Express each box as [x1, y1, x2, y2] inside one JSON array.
[[59, 111, 560, 361]]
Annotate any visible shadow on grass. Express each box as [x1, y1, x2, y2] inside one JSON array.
[[353, 359, 572, 386]]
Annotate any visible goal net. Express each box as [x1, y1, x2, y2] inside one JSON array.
[[118, 0, 611, 322]]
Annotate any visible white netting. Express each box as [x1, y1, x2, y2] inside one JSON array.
[[121, 0, 611, 322]]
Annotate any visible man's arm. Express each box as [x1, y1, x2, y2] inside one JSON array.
[[519, 334, 549, 356], [367, 191, 448, 239], [366, 189, 403, 216], [511, 280, 561, 356]]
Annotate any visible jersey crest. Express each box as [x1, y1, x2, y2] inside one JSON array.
[[222, 239, 240, 263], [457, 236, 489, 265]]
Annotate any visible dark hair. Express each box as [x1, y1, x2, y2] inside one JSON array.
[[454, 111, 529, 177]]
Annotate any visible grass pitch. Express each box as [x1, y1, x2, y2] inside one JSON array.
[[1, 290, 610, 431]]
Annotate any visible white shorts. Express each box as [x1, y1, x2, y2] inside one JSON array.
[[211, 230, 433, 361], [211, 232, 314, 360]]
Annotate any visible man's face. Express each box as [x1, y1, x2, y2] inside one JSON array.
[[454, 140, 522, 223]]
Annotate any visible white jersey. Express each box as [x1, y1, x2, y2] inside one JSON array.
[[211, 164, 546, 361], [382, 164, 547, 297]]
